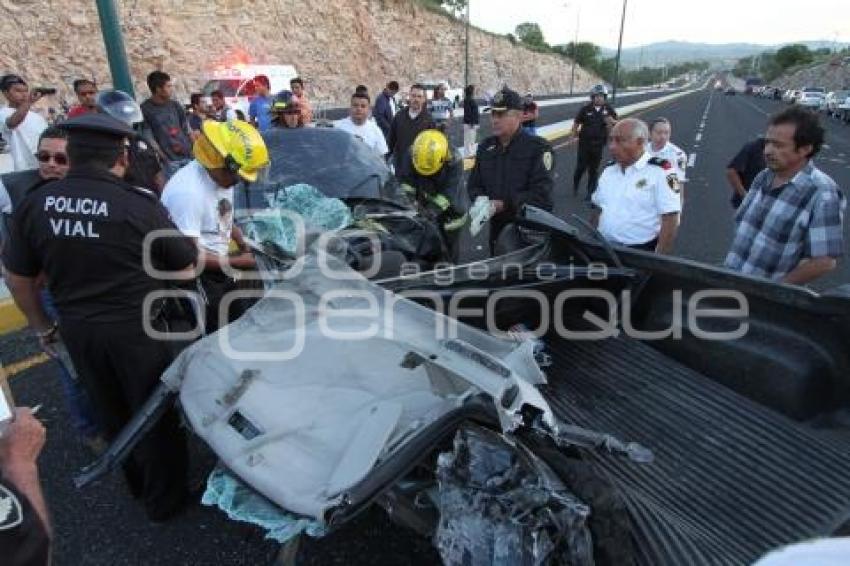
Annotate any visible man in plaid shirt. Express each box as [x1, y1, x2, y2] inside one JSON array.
[[725, 107, 845, 285]]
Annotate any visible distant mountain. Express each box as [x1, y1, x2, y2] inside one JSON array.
[[599, 40, 848, 68]]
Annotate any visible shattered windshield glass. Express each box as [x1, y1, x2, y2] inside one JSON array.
[[238, 128, 403, 210]]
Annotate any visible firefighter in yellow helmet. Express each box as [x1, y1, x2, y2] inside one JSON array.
[[161, 119, 270, 331], [397, 129, 468, 263]]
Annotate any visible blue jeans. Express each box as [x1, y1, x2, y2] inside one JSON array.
[[41, 290, 101, 439]]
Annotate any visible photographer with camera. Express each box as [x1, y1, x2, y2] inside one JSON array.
[[0, 75, 48, 172], [0, 400, 51, 566]]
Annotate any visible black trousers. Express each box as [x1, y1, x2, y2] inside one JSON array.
[[199, 271, 260, 333], [488, 214, 512, 257], [573, 141, 605, 195], [627, 237, 658, 252], [60, 317, 188, 521]]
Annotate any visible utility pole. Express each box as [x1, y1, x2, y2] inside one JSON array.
[[464, 1, 471, 88], [95, 0, 134, 97], [569, 6, 580, 95], [611, 0, 628, 103]]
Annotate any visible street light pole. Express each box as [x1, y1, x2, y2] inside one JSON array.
[[95, 0, 134, 97], [464, 1, 471, 88], [569, 7, 580, 95], [611, 0, 628, 104]]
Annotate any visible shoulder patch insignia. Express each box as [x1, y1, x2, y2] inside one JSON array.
[[636, 178, 648, 189], [0, 484, 23, 531], [542, 151, 553, 171], [666, 173, 680, 192]]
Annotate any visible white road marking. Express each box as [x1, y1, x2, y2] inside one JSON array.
[[695, 133, 703, 142], [687, 153, 697, 167]]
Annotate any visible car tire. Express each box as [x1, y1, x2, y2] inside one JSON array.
[[534, 447, 636, 566]]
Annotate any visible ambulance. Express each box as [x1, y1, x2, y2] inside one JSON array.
[[200, 65, 298, 116]]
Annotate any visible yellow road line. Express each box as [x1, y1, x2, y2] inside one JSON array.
[[3, 352, 50, 379], [0, 298, 27, 335]]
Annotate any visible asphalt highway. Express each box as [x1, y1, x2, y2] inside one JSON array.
[[3, 85, 848, 565]]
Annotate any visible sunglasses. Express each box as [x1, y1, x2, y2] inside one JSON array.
[[36, 151, 68, 166]]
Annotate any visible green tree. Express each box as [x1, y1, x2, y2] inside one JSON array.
[[419, 0, 467, 16], [555, 42, 601, 68], [515, 22, 548, 49], [594, 57, 618, 85], [442, 0, 468, 15], [775, 44, 813, 69]]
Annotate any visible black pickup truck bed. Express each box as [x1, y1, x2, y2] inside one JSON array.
[[542, 333, 850, 565]]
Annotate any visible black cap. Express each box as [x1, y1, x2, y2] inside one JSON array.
[[0, 74, 26, 91], [59, 113, 136, 149], [490, 88, 523, 112]]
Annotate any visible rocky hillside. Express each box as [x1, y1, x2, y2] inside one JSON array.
[[0, 0, 598, 106], [772, 57, 850, 91]]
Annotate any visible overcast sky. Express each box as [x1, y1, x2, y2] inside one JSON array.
[[469, 0, 850, 49]]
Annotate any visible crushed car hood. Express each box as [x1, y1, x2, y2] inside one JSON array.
[[162, 250, 552, 521]]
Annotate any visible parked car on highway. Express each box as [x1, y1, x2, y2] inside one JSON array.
[[759, 86, 781, 100], [823, 90, 850, 117], [798, 90, 826, 109], [724, 86, 736, 96], [839, 94, 850, 123], [782, 89, 798, 103]]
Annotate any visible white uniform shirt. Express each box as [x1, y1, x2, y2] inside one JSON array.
[[334, 117, 389, 157], [592, 151, 682, 245], [0, 107, 47, 172], [161, 160, 234, 256], [649, 141, 688, 184]]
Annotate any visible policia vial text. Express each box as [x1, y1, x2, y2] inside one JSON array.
[[44, 195, 109, 239]]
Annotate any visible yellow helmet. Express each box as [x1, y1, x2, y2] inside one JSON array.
[[411, 129, 450, 177], [196, 119, 270, 182]]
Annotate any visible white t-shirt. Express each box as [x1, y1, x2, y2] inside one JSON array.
[[592, 151, 682, 245], [334, 117, 389, 157], [428, 97, 453, 122], [0, 107, 47, 172], [649, 141, 688, 183], [161, 160, 234, 256]]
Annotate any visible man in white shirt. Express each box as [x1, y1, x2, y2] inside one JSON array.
[[648, 117, 688, 202], [591, 118, 681, 253], [0, 75, 48, 172], [334, 92, 389, 158], [161, 120, 269, 331]]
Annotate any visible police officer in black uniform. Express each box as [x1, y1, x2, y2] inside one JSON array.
[[467, 87, 554, 255], [3, 113, 198, 522], [571, 84, 618, 201], [96, 89, 166, 195]]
